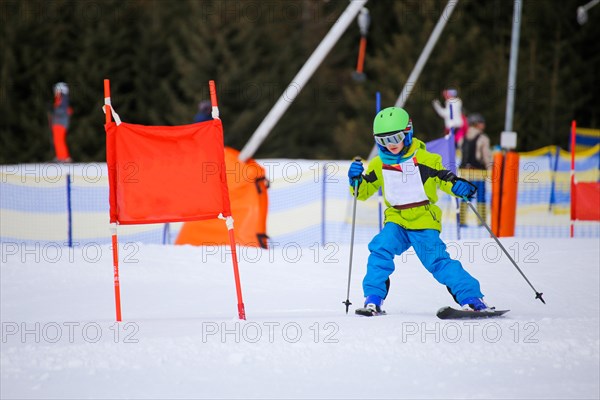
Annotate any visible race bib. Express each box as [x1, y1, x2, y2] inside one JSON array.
[[382, 157, 428, 207]]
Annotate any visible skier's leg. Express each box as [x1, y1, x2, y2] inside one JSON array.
[[409, 229, 483, 304], [362, 223, 410, 302]]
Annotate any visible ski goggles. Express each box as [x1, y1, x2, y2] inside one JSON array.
[[374, 130, 406, 146]]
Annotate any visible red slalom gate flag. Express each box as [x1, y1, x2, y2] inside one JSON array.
[[103, 79, 245, 322], [105, 119, 231, 224]]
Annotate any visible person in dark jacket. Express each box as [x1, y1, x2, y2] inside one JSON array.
[[194, 100, 213, 123], [459, 113, 492, 225]]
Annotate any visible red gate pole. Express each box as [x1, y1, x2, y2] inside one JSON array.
[[222, 215, 246, 320], [570, 120, 577, 238], [210, 80, 246, 320], [105, 79, 122, 321]]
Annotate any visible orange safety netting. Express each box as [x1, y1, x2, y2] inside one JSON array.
[[176, 147, 269, 248]]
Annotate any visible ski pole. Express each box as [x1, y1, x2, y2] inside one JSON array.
[[343, 157, 362, 314], [462, 196, 546, 304]]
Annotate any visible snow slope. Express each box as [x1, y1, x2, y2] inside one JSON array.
[[1, 238, 599, 399]]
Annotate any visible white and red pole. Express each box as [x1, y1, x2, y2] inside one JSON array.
[[570, 120, 577, 238], [105, 78, 122, 321], [210, 80, 246, 320]]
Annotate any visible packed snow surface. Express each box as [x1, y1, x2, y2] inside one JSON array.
[[1, 238, 599, 399]]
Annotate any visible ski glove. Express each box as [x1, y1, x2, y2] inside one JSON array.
[[348, 160, 364, 186], [452, 178, 477, 199]]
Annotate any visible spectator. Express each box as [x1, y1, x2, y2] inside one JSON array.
[[459, 113, 492, 226], [51, 82, 72, 162], [194, 100, 213, 123], [432, 88, 467, 147]]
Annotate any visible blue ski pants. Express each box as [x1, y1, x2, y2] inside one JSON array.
[[363, 223, 483, 304]]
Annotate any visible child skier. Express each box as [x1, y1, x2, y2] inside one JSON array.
[[348, 106, 490, 316]]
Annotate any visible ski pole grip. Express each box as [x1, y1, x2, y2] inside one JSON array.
[[352, 156, 363, 181], [352, 156, 363, 188]]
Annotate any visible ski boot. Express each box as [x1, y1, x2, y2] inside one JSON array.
[[355, 295, 386, 317], [460, 297, 493, 312]]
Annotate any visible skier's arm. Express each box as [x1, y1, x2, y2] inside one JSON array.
[[354, 169, 381, 200], [348, 160, 380, 200], [435, 169, 458, 196], [419, 161, 474, 198], [434, 169, 477, 199]]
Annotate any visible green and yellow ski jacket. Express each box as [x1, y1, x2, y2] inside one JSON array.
[[351, 138, 460, 231]]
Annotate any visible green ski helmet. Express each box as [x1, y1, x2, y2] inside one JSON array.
[[373, 107, 413, 147]]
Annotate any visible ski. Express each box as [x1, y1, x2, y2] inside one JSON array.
[[355, 307, 386, 317], [436, 306, 509, 320]]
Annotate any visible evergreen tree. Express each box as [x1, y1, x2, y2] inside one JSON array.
[[1, 0, 598, 164]]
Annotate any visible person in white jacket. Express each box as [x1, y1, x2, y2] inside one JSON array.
[[432, 88, 465, 145]]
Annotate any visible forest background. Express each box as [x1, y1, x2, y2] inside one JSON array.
[[1, 0, 598, 163]]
